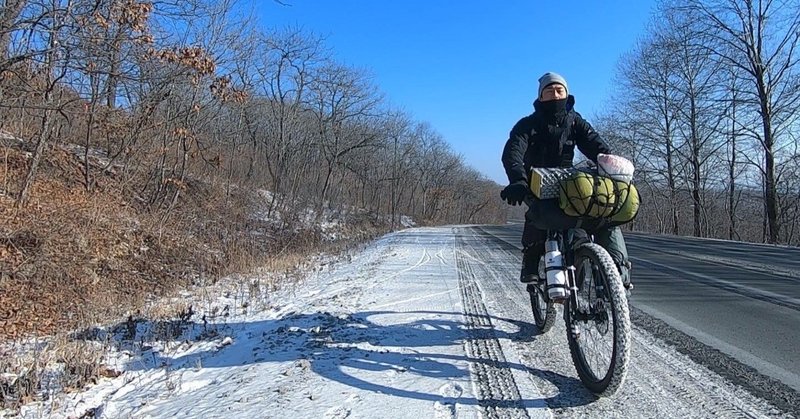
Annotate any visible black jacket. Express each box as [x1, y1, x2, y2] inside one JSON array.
[[501, 95, 611, 184]]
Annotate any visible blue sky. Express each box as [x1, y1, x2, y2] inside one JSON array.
[[249, 1, 656, 184]]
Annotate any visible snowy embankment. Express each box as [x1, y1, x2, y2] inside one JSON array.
[[13, 227, 793, 418]]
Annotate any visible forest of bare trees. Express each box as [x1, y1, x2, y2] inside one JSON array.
[[0, 0, 506, 229], [605, 0, 800, 245], [2, 0, 799, 335], [0, 0, 510, 352]]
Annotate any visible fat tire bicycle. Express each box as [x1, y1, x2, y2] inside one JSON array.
[[527, 228, 631, 396]]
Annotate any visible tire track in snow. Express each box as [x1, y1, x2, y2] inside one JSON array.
[[436, 247, 451, 267], [455, 234, 530, 419], [347, 236, 433, 301]]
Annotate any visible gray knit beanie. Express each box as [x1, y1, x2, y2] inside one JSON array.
[[537, 72, 568, 99]]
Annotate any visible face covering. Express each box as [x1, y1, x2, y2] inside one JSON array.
[[538, 98, 568, 116]]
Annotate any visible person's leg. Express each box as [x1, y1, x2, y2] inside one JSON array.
[[521, 208, 545, 282], [595, 226, 632, 288]]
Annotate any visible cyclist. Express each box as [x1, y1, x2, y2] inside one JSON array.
[[500, 72, 631, 288]]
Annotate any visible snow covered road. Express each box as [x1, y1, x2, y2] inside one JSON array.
[[29, 226, 796, 418]]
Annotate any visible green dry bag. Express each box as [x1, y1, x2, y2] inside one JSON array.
[[558, 172, 617, 218], [610, 181, 640, 225]]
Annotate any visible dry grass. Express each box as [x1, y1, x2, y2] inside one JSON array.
[[0, 336, 118, 409], [0, 61, 397, 413], [0, 138, 390, 411]]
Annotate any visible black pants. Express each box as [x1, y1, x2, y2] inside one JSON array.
[[523, 198, 630, 281]]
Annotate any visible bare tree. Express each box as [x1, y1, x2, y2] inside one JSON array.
[[0, 0, 31, 69], [723, 68, 747, 240], [17, 0, 70, 207], [617, 28, 684, 234], [685, 0, 800, 243], [254, 28, 325, 215], [666, 5, 729, 237], [307, 62, 383, 212]]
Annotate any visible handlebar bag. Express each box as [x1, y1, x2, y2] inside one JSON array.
[[558, 171, 640, 225]]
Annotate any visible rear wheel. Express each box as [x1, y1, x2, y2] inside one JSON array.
[[527, 283, 556, 333], [566, 243, 631, 396]]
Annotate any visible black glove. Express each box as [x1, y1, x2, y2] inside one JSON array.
[[500, 181, 529, 206]]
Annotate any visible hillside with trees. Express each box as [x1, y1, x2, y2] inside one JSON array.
[[0, 1, 505, 342]]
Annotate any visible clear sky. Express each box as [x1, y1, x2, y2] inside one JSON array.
[[248, 1, 656, 184]]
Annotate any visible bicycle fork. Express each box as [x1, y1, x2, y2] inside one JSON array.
[[565, 264, 582, 340]]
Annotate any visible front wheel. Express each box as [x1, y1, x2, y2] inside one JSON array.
[[527, 283, 556, 333], [566, 242, 631, 396]]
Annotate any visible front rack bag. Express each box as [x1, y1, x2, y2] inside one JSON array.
[[529, 167, 640, 226]]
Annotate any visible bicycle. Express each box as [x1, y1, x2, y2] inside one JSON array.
[[526, 226, 631, 396]]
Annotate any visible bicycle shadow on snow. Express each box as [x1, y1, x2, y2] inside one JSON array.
[[74, 310, 598, 409]]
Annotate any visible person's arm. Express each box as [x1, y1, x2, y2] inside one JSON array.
[[502, 117, 531, 183], [573, 113, 612, 163]]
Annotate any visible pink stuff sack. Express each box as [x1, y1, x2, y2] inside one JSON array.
[[597, 154, 634, 183]]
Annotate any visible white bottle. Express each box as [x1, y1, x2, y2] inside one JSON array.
[[544, 239, 567, 300]]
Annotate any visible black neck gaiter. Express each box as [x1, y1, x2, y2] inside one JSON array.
[[537, 98, 568, 122]]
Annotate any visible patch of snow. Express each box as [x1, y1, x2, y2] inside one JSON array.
[[0, 130, 23, 143], [400, 215, 416, 228], [57, 142, 123, 174], [15, 229, 495, 418], [6, 226, 789, 418]]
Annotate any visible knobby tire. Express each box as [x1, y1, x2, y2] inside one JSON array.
[[529, 283, 556, 334], [566, 242, 631, 396]]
